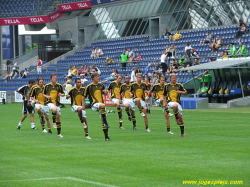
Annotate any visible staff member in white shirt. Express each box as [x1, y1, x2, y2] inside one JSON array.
[[160, 50, 167, 75]]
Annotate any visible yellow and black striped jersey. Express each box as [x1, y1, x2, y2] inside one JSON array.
[[150, 83, 167, 100], [68, 87, 85, 106], [84, 82, 105, 106], [108, 81, 123, 99], [120, 83, 132, 99], [29, 84, 46, 105], [43, 82, 64, 106], [163, 83, 187, 103], [130, 82, 148, 101]]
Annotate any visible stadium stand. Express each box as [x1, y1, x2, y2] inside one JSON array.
[[1, 23, 250, 97]]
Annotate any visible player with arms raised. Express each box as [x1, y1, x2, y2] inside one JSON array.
[[163, 74, 187, 137]]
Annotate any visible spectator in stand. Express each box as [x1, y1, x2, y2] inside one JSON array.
[[234, 23, 247, 39], [223, 51, 229, 59], [185, 42, 192, 58], [171, 30, 182, 41], [144, 63, 153, 78], [130, 67, 141, 83], [106, 57, 114, 64], [211, 36, 216, 44], [210, 35, 223, 53], [200, 32, 213, 44], [160, 50, 168, 75], [171, 45, 177, 60], [236, 42, 248, 57], [95, 47, 104, 57], [65, 66, 73, 79], [178, 54, 185, 65], [102, 69, 118, 83], [11, 61, 19, 79], [227, 43, 237, 58], [20, 68, 29, 78], [191, 48, 199, 59], [130, 67, 137, 83], [120, 50, 128, 69], [90, 65, 101, 75], [136, 52, 142, 61], [72, 65, 78, 77], [3, 71, 10, 82], [128, 48, 135, 63], [194, 82, 209, 98], [124, 48, 129, 55], [90, 47, 96, 58], [193, 59, 200, 66], [178, 58, 190, 70], [80, 74, 88, 86], [217, 51, 224, 59], [153, 62, 160, 73], [190, 48, 199, 65], [64, 77, 72, 92], [166, 45, 172, 57], [162, 29, 172, 42], [238, 20, 244, 29], [78, 65, 90, 76], [37, 57, 42, 74]]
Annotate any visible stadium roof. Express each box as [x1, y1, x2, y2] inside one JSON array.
[[178, 57, 250, 71]]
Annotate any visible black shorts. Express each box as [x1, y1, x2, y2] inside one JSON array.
[[22, 100, 35, 114], [204, 40, 210, 43]]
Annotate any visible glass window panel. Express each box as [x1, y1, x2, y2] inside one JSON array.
[[163, 0, 176, 14], [146, 0, 158, 16], [136, 0, 147, 17], [126, 3, 136, 20], [129, 1, 142, 19], [157, 0, 169, 15], [125, 3, 133, 20], [141, 1, 152, 17], [131, 18, 143, 36], [118, 20, 128, 37], [107, 5, 116, 20], [92, 25, 102, 41], [109, 5, 121, 22]]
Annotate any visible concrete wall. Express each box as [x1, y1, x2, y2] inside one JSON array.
[[227, 96, 250, 108], [59, 17, 78, 46], [19, 55, 38, 71]]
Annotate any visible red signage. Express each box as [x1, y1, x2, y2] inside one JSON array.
[[104, 95, 115, 106], [47, 10, 63, 23], [0, 1, 91, 26], [58, 1, 91, 12], [0, 16, 49, 26]]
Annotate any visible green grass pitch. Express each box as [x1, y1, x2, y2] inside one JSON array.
[[0, 103, 249, 187]]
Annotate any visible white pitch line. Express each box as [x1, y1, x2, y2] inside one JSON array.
[[0, 177, 120, 187], [66, 177, 119, 187]]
